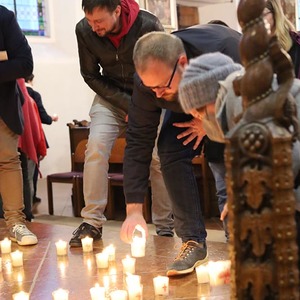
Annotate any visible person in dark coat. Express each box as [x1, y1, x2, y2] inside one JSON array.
[[69, 0, 174, 248], [0, 5, 37, 245], [120, 25, 241, 276]]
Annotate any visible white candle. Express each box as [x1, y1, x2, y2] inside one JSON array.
[[126, 274, 141, 288], [207, 260, 231, 286], [11, 250, 23, 267], [81, 236, 93, 252], [103, 275, 110, 293], [55, 240, 68, 256], [1, 237, 11, 254], [13, 268, 24, 283], [195, 264, 210, 284], [153, 275, 169, 296], [52, 288, 69, 300], [90, 283, 106, 300], [122, 255, 136, 274], [12, 291, 29, 300], [95, 252, 109, 269], [104, 244, 115, 261], [0, 257, 2, 272], [128, 283, 143, 300], [197, 282, 211, 298], [131, 225, 146, 257], [110, 290, 128, 300]]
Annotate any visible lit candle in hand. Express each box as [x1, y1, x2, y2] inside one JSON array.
[[131, 225, 146, 257]]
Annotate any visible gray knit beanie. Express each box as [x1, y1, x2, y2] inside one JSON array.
[[179, 52, 243, 113]]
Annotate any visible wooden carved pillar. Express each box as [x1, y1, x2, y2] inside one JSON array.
[[226, 0, 300, 298]]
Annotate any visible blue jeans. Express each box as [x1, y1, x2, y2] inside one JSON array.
[[208, 161, 228, 240], [208, 162, 227, 214], [158, 111, 207, 243]]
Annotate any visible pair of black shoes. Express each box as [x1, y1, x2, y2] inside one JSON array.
[[69, 222, 102, 247]]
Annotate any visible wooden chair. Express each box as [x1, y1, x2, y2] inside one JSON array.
[[46, 122, 89, 217], [107, 137, 152, 223]]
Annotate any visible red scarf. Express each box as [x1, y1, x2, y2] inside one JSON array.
[[108, 0, 139, 48], [17, 78, 47, 165]]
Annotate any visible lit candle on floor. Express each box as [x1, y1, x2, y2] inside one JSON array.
[[1, 237, 11, 254], [207, 260, 231, 286], [12, 291, 29, 300], [110, 290, 128, 300], [128, 283, 143, 300], [195, 264, 210, 284], [95, 252, 109, 269], [131, 225, 146, 258], [104, 244, 115, 261], [11, 250, 23, 267], [90, 283, 105, 300], [55, 240, 68, 256], [153, 275, 169, 296], [126, 274, 141, 287], [52, 288, 69, 300], [81, 236, 93, 252], [122, 255, 136, 274]]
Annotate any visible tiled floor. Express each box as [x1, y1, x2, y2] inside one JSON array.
[[33, 178, 227, 243]]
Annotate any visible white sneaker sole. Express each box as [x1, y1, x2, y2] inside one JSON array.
[[10, 236, 38, 246]]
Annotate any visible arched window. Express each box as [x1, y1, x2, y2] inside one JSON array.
[[1, 0, 48, 36]]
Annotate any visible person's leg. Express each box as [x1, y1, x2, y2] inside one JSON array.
[[150, 109, 174, 237], [208, 161, 228, 241], [32, 163, 41, 203], [0, 118, 37, 245], [158, 111, 206, 242], [69, 95, 126, 246], [20, 152, 33, 221], [158, 111, 207, 275]]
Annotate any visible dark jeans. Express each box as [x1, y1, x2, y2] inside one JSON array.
[[158, 110, 207, 243]]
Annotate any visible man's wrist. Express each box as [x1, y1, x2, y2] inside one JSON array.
[[126, 203, 143, 215]]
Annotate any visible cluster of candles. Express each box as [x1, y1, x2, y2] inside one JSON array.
[[1, 225, 230, 299]]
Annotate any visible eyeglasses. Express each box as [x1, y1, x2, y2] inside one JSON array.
[[140, 58, 179, 90]]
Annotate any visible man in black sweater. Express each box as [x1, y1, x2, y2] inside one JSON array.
[[120, 25, 241, 276]]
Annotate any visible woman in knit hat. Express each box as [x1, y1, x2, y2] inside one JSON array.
[[179, 52, 300, 272]]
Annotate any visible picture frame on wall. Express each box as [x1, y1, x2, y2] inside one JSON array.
[[145, 0, 177, 29]]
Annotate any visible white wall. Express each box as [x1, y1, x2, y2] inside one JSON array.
[[27, 0, 93, 176], [198, 2, 240, 30], [177, 0, 240, 30], [27, 0, 240, 177]]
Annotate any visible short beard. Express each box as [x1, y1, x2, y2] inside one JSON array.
[[161, 92, 178, 102]]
